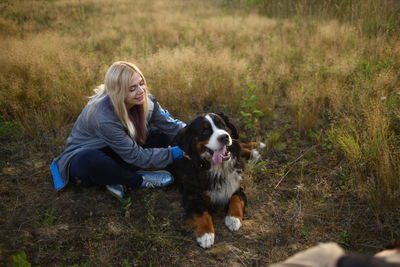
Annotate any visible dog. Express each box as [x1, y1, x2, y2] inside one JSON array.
[[171, 113, 264, 248]]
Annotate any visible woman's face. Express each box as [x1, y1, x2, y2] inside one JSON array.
[[125, 71, 146, 109]]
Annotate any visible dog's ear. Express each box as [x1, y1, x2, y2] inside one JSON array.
[[174, 126, 192, 154], [173, 124, 208, 169], [217, 112, 239, 139]]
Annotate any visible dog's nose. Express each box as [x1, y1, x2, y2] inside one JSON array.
[[218, 134, 230, 144]]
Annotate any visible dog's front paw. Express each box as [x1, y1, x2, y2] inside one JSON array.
[[225, 216, 242, 231], [196, 233, 215, 248]]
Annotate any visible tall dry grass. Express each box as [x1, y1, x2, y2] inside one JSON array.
[[0, 34, 94, 135], [222, 0, 400, 37], [1, 0, 399, 206]]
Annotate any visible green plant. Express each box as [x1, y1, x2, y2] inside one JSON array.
[[267, 131, 286, 151], [147, 207, 157, 231], [119, 196, 132, 214], [239, 83, 264, 133], [71, 263, 90, 267], [337, 166, 353, 188], [300, 226, 311, 235], [121, 259, 131, 267], [338, 230, 351, 245], [0, 115, 21, 138], [43, 208, 58, 226], [251, 159, 269, 181], [12, 252, 31, 267], [317, 193, 332, 203]]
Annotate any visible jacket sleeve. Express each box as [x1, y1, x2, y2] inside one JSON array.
[[148, 96, 186, 138], [94, 118, 174, 168]]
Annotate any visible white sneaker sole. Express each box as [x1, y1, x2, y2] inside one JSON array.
[[106, 185, 124, 198]]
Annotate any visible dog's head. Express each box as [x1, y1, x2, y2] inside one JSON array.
[[175, 113, 239, 168]]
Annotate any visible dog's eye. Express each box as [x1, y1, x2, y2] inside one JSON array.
[[202, 128, 212, 135]]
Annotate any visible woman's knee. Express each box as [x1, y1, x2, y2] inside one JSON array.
[[69, 149, 110, 186]]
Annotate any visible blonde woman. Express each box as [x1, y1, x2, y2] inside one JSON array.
[[50, 61, 185, 198]]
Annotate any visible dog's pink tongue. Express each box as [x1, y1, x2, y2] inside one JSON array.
[[212, 146, 226, 164]]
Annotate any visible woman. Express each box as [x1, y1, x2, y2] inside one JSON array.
[[50, 61, 185, 198]]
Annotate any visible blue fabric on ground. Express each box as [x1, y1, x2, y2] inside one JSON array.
[[50, 159, 66, 190]]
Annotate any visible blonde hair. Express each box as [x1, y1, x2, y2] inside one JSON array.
[[89, 61, 149, 143]]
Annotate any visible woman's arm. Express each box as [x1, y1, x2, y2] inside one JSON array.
[[95, 119, 174, 168], [148, 96, 186, 138]]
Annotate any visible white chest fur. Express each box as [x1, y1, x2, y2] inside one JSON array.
[[207, 160, 242, 205]]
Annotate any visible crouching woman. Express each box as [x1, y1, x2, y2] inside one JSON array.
[[50, 61, 185, 198]]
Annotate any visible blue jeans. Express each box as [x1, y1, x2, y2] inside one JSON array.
[[69, 129, 170, 187]]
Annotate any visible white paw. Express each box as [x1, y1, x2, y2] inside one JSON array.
[[250, 149, 261, 162], [196, 233, 215, 248], [225, 216, 242, 231], [259, 142, 266, 149]]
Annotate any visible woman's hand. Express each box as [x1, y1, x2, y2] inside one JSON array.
[[171, 146, 184, 160]]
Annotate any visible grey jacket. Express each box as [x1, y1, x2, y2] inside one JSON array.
[[50, 95, 185, 190]]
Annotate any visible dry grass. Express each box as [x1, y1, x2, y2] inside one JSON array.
[[1, 0, 399, 265], [224, 0, 400, 37], [139, 46, 249, 120], [0, 34, 95, 136]]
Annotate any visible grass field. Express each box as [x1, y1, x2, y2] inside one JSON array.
[[1, 0, 399, 265]]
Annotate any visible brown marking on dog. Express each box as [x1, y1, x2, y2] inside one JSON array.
[[240, 142, 261, 149], [196, 141, 209, 153], [240, 148, 252, 160], [240, 142, 263, 160], [186, 212, 215, 237], [201, 191, 211, 202], [227, 195, 245, 221]]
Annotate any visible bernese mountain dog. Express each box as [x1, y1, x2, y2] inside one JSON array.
[[171, 113, 264, 248]]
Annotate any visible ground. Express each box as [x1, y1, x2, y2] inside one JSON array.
[[1, 114, 398, 266]]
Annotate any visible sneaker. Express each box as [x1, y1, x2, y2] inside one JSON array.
[[106, 184, 125, 198], [137, 170, 174, 188]]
